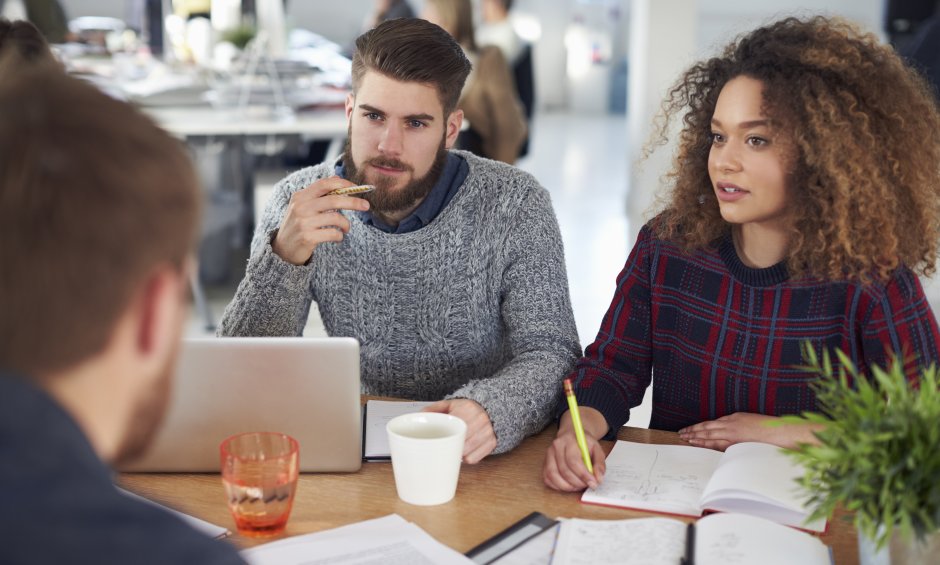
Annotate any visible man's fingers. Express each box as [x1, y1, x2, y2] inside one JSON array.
[[463, 437, 496, 464], [422, 400, 451, 414], [422, 400, 493, 461], [462, 426, 485, 456], [308, 211, 352, 233], [461, 418, 496, 463]]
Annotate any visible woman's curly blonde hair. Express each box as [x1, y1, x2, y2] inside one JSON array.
[[653, 16, 940, 282]]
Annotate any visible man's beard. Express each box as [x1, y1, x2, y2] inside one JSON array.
[[110, 344, 176, 467], [343, 132, 448, 217]]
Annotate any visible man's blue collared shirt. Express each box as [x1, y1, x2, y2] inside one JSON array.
[[334, 153, 469, 234]]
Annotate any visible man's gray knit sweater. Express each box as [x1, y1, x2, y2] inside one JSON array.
[[218, 151, 581, 453]]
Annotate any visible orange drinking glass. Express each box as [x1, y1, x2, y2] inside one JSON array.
[[220, 432, 299, 537]]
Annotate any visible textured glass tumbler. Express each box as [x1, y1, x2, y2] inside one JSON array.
[[220, 432, 299, 537]]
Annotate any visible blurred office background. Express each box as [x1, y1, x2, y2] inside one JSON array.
[[36, 0, 940, 426]]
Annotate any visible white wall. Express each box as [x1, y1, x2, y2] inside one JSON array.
[[696, 0, 886, 54], [623, 0, 887, 236], [286, 0, 374, 48], [62, 0, 125, 19]]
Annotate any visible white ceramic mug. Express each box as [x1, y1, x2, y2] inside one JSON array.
[[386, 412, 467, 506]]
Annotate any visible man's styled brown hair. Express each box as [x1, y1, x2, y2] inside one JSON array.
[[0, 18, 55, 62], [351, 17, 472, 116], [0, 57, 201, 377]]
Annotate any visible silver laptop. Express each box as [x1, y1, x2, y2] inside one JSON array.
[[122, 337, 362, 473]]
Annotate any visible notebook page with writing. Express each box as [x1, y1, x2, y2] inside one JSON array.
[[695, 513, 830, 565], [553, 517, 686, 565], [581, 442, 722, 516], [698, 442, 825, 532]]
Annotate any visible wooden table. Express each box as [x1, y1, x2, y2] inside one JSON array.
[[121, 425, 858, 563]]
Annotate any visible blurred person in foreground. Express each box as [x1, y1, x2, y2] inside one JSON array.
[[0, 53, 245, 563], [0, 16, 55, 60], [219, 18, 580, 463]]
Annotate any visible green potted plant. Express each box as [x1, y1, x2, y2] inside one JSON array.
[[221, 24, 257, 50], [783, 344, 940, 564]]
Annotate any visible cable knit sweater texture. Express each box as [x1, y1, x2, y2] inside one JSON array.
[[218, 151, 581, 453]]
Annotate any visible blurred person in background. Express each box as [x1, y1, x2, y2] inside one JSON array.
[[422, 0, 526, 164], [363, 0, 414, 31], [476, 0, 522, 65]]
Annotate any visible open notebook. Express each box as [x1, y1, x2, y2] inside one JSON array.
[[581, 441, 826, 533], [552, 513, 831, 565]]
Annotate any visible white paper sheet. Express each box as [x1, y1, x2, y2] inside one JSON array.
[[119, 487, 230, 539], [241, 514, 474, 565]]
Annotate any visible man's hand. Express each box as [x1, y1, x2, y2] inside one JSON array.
[[423, 399, 497, 464], [543, 407, 608, 491], [678, 412, 824, 451], [271, 176, 371, 265]]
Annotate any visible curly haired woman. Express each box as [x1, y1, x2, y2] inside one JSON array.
[[544, 16, 940, 491]]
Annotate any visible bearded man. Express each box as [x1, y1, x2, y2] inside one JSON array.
[[219, 18, 580, 463]]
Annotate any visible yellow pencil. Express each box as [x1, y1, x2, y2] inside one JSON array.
[[563, 378, 594, 474]]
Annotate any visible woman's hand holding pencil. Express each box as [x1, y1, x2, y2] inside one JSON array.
[[542, 381, 609, 492]]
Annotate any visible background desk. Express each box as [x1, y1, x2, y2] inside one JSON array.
[[140, 105, 348, 328], [121, 425, 858, 563], [145, 106, 348, 159]]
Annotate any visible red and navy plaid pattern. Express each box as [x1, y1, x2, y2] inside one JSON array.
[[572, 225, 940, 438]]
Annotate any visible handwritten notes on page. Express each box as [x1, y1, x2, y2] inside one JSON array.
[[553, 517, 686, 565], [581, 442, 722, 516], [551, 513, 830, 565], [241, 514, 474, 565], [694, 513, 830, 565], [580, 441, 824, 532]]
